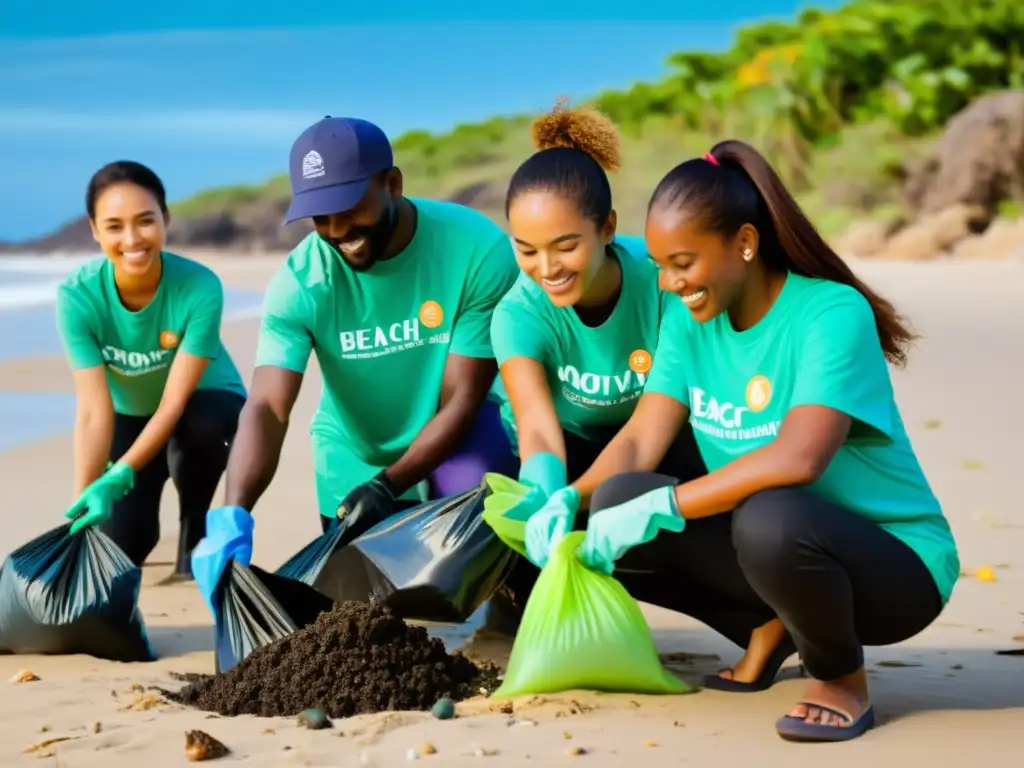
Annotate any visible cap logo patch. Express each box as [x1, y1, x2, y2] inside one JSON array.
[[302, 150, 325, 180]]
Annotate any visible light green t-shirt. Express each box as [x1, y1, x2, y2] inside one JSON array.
[[491, 236, 674, 445], [255, 197, 519, 477], [646, 272, 960, 603], [56, 252, 247, 416]]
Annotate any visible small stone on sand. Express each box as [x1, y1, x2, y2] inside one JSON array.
[[431, 698, 455, 720], [297, 708, 331, 729], [643, 739, 658, 747], [565, 746, 587, 755], [11, 669, 39, 683], [419, 742, 437, 755]]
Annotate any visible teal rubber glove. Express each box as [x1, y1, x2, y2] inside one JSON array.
[[578, 485, 685, 575], [525, 486, 580, 569], [518, 451, 567, 497], [64, 461, 135, 536]]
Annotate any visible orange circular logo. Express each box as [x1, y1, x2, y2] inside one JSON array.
[[628, 349, 653, 374], [745, 374, 772, 412], [419, 300, 444, 329], [159, 330, 179, 349]]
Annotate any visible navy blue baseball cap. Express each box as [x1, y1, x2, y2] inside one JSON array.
[[283, 116, 394, 224]]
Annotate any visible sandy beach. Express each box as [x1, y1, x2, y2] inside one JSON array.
[[0, 253, 1022, 766]]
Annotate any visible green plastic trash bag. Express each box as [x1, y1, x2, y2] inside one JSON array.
[[481, 474, 690, 698], [480, 473, 537, 557]]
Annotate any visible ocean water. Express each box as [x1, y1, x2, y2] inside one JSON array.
[[0, 255, 264, 452]]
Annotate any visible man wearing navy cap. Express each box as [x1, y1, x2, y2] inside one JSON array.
[[218, 116, 520, 535]]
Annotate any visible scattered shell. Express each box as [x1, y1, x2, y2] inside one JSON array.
[[262, 728, 276, 735], [39, 725, 51, 733], [24, 737, 81, 761], [565, 746, 587, 755], [297, 708, 332, 730], [119, 692, 167, 711], [976, 566, 997, 582], [513, 718, 537, 727], [419, 742, 437, 755], [11, 669, 39, 683], [91, 721, 102, 734], [643, 739, 658, 747], [184, 730, 230, 762], [923, 419, 942, 429], [472, 746, 499, 756], [406, 747, 419, 761]]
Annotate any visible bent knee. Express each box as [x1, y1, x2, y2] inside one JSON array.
[[591, 471, 677, 512], [731, 488, 817, 564]]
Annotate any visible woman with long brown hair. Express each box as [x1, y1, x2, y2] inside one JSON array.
[[568, 141, 959, 742]]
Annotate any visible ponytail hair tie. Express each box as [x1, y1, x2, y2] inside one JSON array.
[[704, 152, 719, 166]]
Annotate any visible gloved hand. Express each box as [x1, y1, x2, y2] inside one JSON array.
[[335, 471, 399, 540], [64, 461, 135, 535], [525, 485, 580, 568], [518, 451, 567, 497], [192, 506, 254, 614], [578, 485, 685, 575]]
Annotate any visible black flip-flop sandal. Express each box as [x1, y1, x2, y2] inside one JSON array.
[[702, 634, 800, 693], [775, 703, 876, 742]]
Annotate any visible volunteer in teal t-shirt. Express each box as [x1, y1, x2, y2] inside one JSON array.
[[566, 142, 959, 744], [210, 116, 519, 546], [56, 161, 247, 580], [488, 101, 704, 573]]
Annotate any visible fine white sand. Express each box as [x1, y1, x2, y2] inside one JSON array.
[[0, 254, 1022, 765]]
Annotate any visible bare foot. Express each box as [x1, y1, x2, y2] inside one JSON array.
[[718, 617, 787, 684], [786, 667, 871, 727]]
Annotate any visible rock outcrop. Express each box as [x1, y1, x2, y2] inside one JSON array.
[[836, 91, 1024, 260]]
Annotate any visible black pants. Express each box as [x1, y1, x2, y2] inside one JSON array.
[[497, 466, 944, 682], [562, 422, 708, 487], [101, 389, 245, 572]]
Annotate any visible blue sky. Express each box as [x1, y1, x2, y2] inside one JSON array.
[[1, 0, 835, 242]]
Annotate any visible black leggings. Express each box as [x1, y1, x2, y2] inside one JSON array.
[[498, 469, 944, 681], [101, 389, 245, 571], [563, 421, 708, 487]]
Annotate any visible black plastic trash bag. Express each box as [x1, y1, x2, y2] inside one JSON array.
[[275, 482, 517, 623], [210, 560, 333, 673], [0, 522, 155, 662]]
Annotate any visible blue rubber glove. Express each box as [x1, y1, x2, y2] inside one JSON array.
[[578, 485, 685, 575], [525, 486, 580, 569], [191, 506, 254, 615], [518, 451, 567, 497], [64, 461, 135, 535]]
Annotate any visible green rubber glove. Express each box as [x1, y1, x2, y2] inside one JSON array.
[[518, 452, 567, 497], [524, 486, 580, 568], [65, 461, 135, 536], [578, 485, 685, 575]]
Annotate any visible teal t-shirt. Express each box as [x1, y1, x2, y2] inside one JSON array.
[[491, 236, 673, 445], [646, 272, 960, 604], [255, 197, 519, 476], [56, 251, 247, 416]]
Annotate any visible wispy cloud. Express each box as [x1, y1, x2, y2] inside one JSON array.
[[0, 108, 317, 144]]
